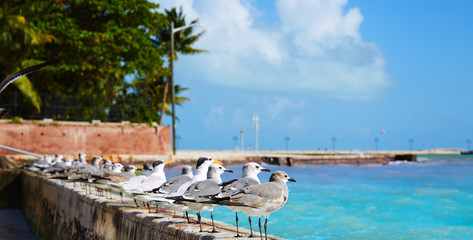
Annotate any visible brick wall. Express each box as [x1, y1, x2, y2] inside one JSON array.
[[0, 121, 171, 156]]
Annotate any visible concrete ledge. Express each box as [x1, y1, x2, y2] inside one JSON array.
[[20, 171, 284, 240]]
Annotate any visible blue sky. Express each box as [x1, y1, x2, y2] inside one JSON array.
[[156, 0, 473, 151]]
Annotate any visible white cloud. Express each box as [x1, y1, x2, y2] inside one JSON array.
[[203, 106, 225, 128], [158, 0, 391, 100], [262, 96, 305, 119]]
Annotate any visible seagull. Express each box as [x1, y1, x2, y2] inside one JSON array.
[[123, 160, 168, 193], [0, 60, 58, 119], [67, 155, 103, 181], [99, 164, 137, 183], [43, 157, 74, 174], [142, 163, 153, 176], [171, 156, 223, 196], [24, 155, 55, 171], [217, 162, 270, 237], [89, 164, 138, 200], [172, 163, 233, 232], [141, 156, 222, 221], [215, 171, 296, 240], [71, 152, 88, 168], [100, 159, 113, 170], [111, 163, 124, 173], [148, 165, 194, 194]]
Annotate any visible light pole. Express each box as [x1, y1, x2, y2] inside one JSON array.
[[331, 137, 337, 150], [252, 114, 259, 151], [374, 137, 379, 150], [240, 130, 244, 151], [232, 135, 238, 150], [170, 22, 202, 155], [284, 136, 290, 151]]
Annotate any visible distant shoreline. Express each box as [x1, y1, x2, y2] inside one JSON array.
[[1, 149, 462, 169]]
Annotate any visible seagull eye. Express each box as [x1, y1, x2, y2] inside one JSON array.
[[256, 166, 260, 169], [284, 175, 288, 178]]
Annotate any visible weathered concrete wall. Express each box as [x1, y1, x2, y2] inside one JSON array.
[[0, 120, 171, 156], [0, 169, 22, 208], [20, 171, 284, 240]]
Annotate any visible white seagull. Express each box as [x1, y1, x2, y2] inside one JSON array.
[[172, 163, 233, 232], [215, 171, 296, 240], [217, 162, 270, 237]]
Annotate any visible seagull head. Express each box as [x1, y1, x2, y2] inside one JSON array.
[[152, 160, 169, 172], [245, 162, 270, 174], [78, 152, 87, 163], [103, 162, 113, 171], [270, 171, 296, 183], [91, 155, 102, 165], [143, 163, 153, 171], [181, 165, 193, 176], [196, 156, 223, 169], [208, 163, 233, 183], [112, 163, 123, 173], [124, 165, 137, 173]]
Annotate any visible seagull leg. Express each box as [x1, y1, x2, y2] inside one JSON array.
[[235, 212, 242, 237], [186, 211, 190, 223], [155, 203, 159, 213], [210, 211, 218, 233], [120, 192, 123, 203], [134, 199, 139, 207], [197, 212, 203, 232], [147, 202, 151, 213], [264, 216, 268, 240], [258, 217, 263, 240], [249, 217, 254, 237]]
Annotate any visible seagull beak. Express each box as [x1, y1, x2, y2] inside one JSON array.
[[212, 160, 223, 165], [261, 168, 271, 172], [224, 169, 233, 173], [164, 161, 171, 165], [288, 177, 296, 182]]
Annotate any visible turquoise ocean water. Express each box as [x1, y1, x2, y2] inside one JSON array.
[[167, 155, 473, 239]]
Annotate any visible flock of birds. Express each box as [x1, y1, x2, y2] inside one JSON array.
[[23, 153, 296, 240]]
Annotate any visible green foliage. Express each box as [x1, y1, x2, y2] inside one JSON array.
[[28, 0, 166, 96], [0, 1, 54, 111], [0, 1, 203, 123], [11, 116, 22, 123]]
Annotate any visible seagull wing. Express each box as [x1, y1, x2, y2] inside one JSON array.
[[229, 182, 285, 209]]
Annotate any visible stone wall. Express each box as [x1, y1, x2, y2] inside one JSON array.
[[20, 171, 284, 240], [0, 120, 171, 156]]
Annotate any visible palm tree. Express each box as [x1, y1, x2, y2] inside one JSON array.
[[152, 6, 206, 124], [130, 74, 189, 121], [0, 2, 54, 112]]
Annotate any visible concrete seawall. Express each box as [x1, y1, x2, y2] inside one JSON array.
[[19, 171, 284, 240]]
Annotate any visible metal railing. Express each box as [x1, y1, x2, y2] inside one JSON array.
[[0, 91, 157, 123]]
